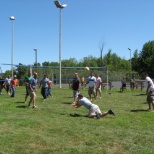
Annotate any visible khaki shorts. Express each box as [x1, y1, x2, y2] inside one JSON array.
[[88, 86, 96, 95], [28, 89, 36, 98], [88, 104, 102, 115], [147, 91, 154, 103]]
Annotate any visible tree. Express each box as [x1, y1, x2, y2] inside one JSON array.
[[137, 41, 154, 77], [99, 39, 105, 66]]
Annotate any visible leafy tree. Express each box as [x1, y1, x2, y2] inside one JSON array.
[[137, 41, 154, 77], [16, 63, 28, 79], [62, 58, 78, 67]]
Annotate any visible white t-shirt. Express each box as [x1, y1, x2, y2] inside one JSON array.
[[145, 76, 154, 92], [5, 78, 12, 85], [88, 76, 96, 87]]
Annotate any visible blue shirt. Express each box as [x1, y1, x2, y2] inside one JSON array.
[[30, 78, 38, 89]]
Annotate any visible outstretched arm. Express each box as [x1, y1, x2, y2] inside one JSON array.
[[71, 102, 81, 108]]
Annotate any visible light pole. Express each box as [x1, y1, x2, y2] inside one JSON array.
[[10, 16, 15, 78], [33, 48, 37, 65], [54, 0, 67, 88], [128, 48, 132, 78]]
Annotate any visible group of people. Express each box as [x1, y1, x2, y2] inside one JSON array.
[[71, 72, 116, 119], [0, 72, 53, 108], [72, 72, 102, 102], [120, 76, 138, 92], [1, 71, 153, 119], [0, 75, 18, 97], [24, 72, 53, 108]]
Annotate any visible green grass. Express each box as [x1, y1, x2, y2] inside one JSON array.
[[0, 86, 154, 154]]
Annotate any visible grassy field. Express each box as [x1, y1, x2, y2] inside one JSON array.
[[0, 86, 154, 154]]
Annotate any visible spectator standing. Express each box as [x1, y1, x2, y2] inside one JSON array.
[[143, 72, 154, 111], [81, 75, 85, 89], [47, 77, 53, 97], [0, 76, 5, 95], [121, 77, 126, 92], [10, 75, 18, 97], [95, 74, 102, 98], [72, 73, 80, 101], [85, 72, 96, 101], [3, 75, 12, 95], [39, 74, 49, 100]]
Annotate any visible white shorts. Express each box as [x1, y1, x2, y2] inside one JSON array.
[[88, 104, 102, 115]]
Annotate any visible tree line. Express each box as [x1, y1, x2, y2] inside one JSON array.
[[2, 40, 154, 79]]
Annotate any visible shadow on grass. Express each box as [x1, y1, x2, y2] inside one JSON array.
[[131, 109, 148, 112], [15, 101, 25, 104], [135, 94, 146, 96], [16, 105, 27, 108], [60, 112, 86, 117], [62, 102, 72, 104]]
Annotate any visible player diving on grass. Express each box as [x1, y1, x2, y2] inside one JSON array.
[[71, 93, 115, 119]]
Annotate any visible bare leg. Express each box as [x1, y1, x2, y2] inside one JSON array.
[[151, 102, 154, 110], [147, 102, 151, 110]]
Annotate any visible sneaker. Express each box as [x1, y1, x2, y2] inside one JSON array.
[[95, 112, 101, 119], [108, 109, 115, 116], [33, 105, 37, 108]]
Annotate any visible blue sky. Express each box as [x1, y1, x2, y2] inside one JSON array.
[[0, 0, 154, 72]]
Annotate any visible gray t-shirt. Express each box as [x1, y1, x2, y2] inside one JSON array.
[[41, 78, 49, 88], [78, 97, 92, 109]]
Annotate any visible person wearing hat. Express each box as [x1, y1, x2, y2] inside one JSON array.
[[10, 75, 18, 97], [71, 93, 115, 119], [72, 73, 80, 101]]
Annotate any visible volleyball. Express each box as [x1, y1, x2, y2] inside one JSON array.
[[85, 67, 90, 71]]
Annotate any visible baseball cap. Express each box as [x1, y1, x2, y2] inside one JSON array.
[[75, 73, 78, 75], [14, 75, 17, 77]]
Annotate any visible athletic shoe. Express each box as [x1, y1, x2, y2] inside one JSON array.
[[33, 105, 37, 108], [108, 109, 115, 116], [95, 112, 101, 119]]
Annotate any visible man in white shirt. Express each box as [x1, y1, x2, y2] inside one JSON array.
[[85, 72, 96, 101], [71, 93, 115, 119], [3, 75, 12, 95], [143, 72, 154, 111]]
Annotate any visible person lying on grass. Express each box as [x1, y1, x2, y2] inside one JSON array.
[[71, 93, 115, 119]]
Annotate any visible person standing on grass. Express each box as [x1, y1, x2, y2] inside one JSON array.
[[72, 73, 80, 101], [143, 72, 154, 111], [3, 75, 12, 95], [47, 77, 53, 97], [27, 72, 38, 108], [120, 77, 126, 92], [10, 75, 18, 97], [0, 76, 5, 95], [85, 72, 96, 101], [81, 75, 85, 89], [39, 74, 49, 100], [95, 74, 102, 98], [24, 72, 33, 103], [71, 93, 115, 119]]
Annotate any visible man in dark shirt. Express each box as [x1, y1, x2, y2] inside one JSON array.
[[0, 76, 5, 94], [72, 73, 80, 101]]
